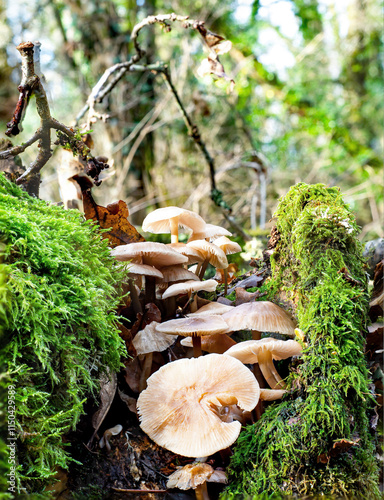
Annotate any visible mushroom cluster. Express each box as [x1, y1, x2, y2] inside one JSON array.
[[107, 205, 304, 498]]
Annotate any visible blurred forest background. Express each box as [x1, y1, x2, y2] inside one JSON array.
[[0, 0, 383, 243]]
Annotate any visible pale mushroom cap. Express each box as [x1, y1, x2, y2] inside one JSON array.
[[137, 354, 260, 457], [259, 389, 287, 401], [167, 463, 214, 490], [157, 266, 200, 284], [188, 223, 232, 242], [126, 262, 164, 279], [161, 279, 218, 299], [224, 338, 303, 364], [157, 315, 229, 337], [142, 207, 206, 235], [187, 240, 228, 269], [133, 322, 176, 355], [187, 301, 234, 317], [222, 301, 296, 336], [181, 333, 236, 353], [167, 243, 205, 264], [213, 236, 242, 256], [110, 242, 188, 267]]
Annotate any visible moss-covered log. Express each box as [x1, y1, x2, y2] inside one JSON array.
[[0, 173, 127, 495], [224, 183, 380, 499]]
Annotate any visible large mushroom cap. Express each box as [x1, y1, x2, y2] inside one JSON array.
[[110, 241, 188, 267], [222, 301, 296, 336], [137, 354, 260, 457], [142, 207, 206, 235], [224, 338, 303, 363], [157, 315, 229, 337]]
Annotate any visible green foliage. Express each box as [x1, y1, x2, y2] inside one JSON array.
[[224, 183, 380, 499], [0, 173, 127, 495]]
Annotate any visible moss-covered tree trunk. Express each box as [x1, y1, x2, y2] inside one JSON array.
[[224, 183, 380, 499]]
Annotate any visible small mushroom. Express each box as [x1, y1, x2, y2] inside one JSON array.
[[259, 388, 287, 401], [133, 321, 176, 391], [187, 301, 234, 318], [224, 338, 302, 389], [99, 424, 123, 452], [137, 354, 260, 457], [157, 315, 228, 357], [167, 462, 227, 500], [188, 223, 232, 243], [212, 236, 241, 295], [162, 279, 218, 315], [181, 333, 236, 354], [142, 206, 206, 243], [187, 240, 228, 280]]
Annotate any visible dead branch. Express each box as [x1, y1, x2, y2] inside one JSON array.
[[0, 42, 109, 191]]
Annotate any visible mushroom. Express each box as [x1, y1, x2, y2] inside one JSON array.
[[259, 388, 287, 401], [142, 206, 206, 243], [137, 354, 260, 458], [167, 242, 205, 266], [99, 424, 123, 452], [157, 315, 229, 357], [221, 301, 296, 340], [167, 462, 227, 500], [111, 242, 188, 302], [224, 338, 303, 389], [187, 223, 232, 243], [133, 321, 176, 391], [124, 262, 164, 314], [187, 240, 228, 280], [161, 279, 218, 314], [181, 332, 236, 354], [212, 236, 242, 294], [187, 301, 234, 318]]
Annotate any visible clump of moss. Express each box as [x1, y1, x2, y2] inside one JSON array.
[[0, 173, 127, 495], [224, 183, 380, 499]]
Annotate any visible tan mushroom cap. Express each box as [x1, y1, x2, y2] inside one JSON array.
[[188, 223, 232, 242], [110, 241, 188, 267], [142, 207, 206, 238], [222, 301, 296, 336], [133, 322, 176, 355], [181, 332, 236, 353], [213, 236, 242, 256], [157, 315, 229, 337], [224, 338, 303, 363], [187, 301, 234, 317], [162, 279, 218, 299], [126, 262, 164, 279], [167, 243, 205, 264], [157, 266, 200, 284], [187, 240, 228, 269], [167, 463, 227, 490], [259, 389, 287, 401], [137, 354, 260, 457]]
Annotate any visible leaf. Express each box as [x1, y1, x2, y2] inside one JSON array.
[[117, 322, 136, 357], [73, 174, 145, 248], [87, 370, 117, 448], [235, 287, 266, 305], [142, 303, 162, 328], [118, 389, 138, 415]]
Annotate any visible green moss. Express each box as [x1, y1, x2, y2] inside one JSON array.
[[0, 173, 127, 495], [223, 183, 380, 499]]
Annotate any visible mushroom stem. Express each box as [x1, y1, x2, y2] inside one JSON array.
[[190, 292, 198, 313], [257, 351, 286, 390], [223, 268, 228, 295], [251, 330, 262, 340], [198, 259, 209, 280], [145, 276, 156, 304], [252, 363, 266, 419], [139, 352, 153, 392], [128, 279, 142, 315], [192, 334, 202, 357], [195, 482, 210, 500], [170, 218, 179, 243]]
